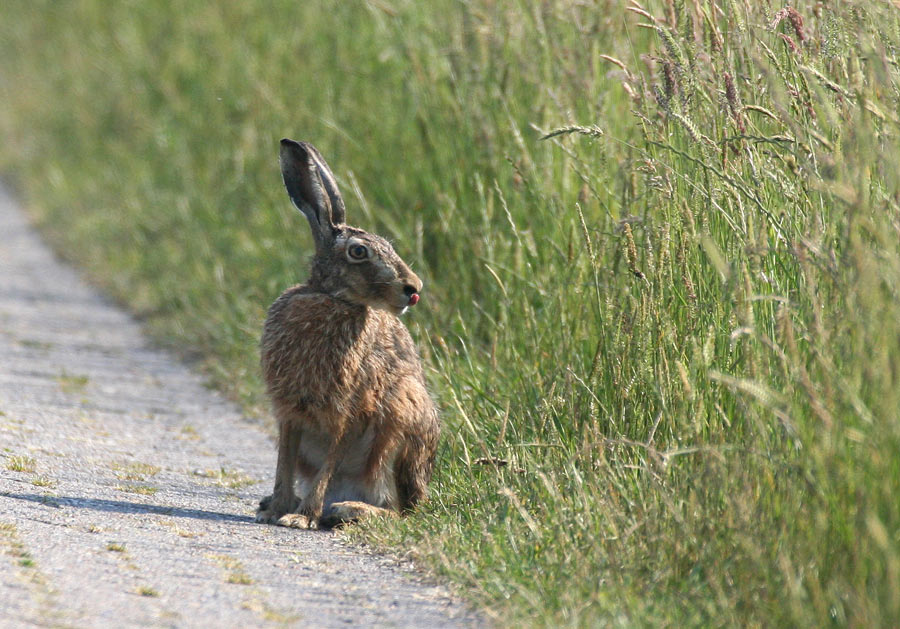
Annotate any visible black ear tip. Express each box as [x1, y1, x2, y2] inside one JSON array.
[[281, 138, 315, 163], [280, 139, 311, 167]]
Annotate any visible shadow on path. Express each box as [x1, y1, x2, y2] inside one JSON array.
[[2, 492, 254, 524]]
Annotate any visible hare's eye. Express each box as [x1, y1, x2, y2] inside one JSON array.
[[348, 244, 369, 261]]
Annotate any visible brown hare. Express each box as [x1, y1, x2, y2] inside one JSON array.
[[255, 139, 439, 529]]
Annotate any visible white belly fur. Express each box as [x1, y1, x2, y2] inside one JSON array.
[[296, 424, 399, 510]]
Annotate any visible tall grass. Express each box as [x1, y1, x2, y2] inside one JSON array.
[[2, 1, 899, 625]]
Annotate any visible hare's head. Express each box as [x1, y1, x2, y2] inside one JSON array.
[[280, 139, 422, 315]]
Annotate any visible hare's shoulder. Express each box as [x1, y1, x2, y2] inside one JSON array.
[[263, 286, 415, 361], [266, 286, 361, 327]]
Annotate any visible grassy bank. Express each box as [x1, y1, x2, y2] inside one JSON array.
[[2, 1, 899, 625]]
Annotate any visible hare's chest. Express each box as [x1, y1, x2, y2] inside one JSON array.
[[261, 293, 395, 417], [291, 336, 374, 400]]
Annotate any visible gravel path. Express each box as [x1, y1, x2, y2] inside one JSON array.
[[0, 185, 477, 628]]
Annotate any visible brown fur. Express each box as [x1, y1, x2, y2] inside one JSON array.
[[255, 139, 439, 529]]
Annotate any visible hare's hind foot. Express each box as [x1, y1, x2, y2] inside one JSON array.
[[318, 501, 396, 529], [255, 493, 300, 525]]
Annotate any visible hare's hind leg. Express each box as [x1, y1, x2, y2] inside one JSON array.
[[319, 501, 396, 529], [255, 421, 301, 524], [396, 429, 438, 513], [396, 455, 427, 513]]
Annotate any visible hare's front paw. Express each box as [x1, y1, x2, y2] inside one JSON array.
[[258, 493, 298, 512], [276, 513, 316, 529], [255, 495, 299, 524], [254, 508, 283, 525]]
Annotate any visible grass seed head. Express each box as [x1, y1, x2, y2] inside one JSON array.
[[622, 222, 645, 279]]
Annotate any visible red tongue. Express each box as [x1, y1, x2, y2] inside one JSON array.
[[408, 293, 419, 306]]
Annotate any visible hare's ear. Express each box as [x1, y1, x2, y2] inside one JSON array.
[[301, 142, 346, 225], [279, 139, 346, 250]]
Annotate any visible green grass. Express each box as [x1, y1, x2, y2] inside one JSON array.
[[193, 467, 259, 490], [115, 484, 159, 496], [55, 372, 90, 395], [5, 455, 37, 473], [208, 554, 254, 586], [30, 476, 56, 488], [2, 1, 899, 625], [112, 462, 162, 481], [137, 586, 160, 598]]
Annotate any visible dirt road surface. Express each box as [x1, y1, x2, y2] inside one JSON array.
[[0, 185, 478, 628]]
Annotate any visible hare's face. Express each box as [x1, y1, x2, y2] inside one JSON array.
[[278, 139, 424, 315], [329, 228, 422, 315]]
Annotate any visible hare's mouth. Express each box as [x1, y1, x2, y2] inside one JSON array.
[[364, 298, 412, 316], [383, 286, 420, 315], [356, 282, 419, 315], [392, 298, 413, 316], [397, 291, 420, 315]]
